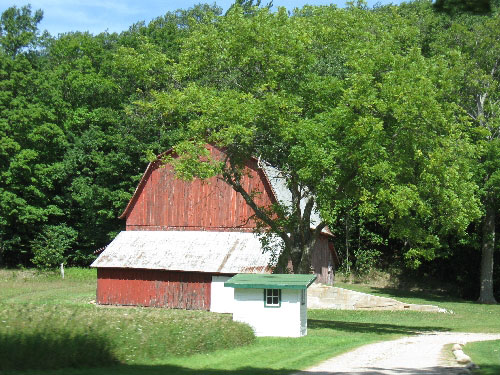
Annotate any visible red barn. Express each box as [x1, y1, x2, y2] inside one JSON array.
[[91, 144, 336, 311]]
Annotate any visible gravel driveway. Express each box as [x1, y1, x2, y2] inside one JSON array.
[[296, 332, 500, 375]]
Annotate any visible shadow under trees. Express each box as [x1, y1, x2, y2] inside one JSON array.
[[308, 320, 449, 335], [0, 330, 118, 371]]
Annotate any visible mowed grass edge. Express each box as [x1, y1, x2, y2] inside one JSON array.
[[463, 340, 500, 375]]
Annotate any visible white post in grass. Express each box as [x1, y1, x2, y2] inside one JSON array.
[[60, 263, 65, 279]]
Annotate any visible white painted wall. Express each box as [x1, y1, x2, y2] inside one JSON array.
[[210, 275, 234, 313], [232, 288, 308, 337]]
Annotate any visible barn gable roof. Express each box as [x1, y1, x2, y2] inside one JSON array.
[[119, 145, 331, 235], [90, 231, 273, 274]]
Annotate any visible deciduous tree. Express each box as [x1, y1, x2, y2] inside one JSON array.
[[139, 5, 480, 273], [435, 14, 500, 303]]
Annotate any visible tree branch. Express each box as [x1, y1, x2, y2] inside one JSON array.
[[221, 161, 292, 249]]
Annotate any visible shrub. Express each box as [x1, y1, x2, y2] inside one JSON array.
[[31, 224, 77, 269], [353, 248, 382, 276]]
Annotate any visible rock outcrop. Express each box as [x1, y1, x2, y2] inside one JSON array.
[[308, 284, 447, 312]]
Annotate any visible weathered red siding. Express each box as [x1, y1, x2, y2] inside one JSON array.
[[97, 268, 212, 310], [124, 145, 275, 231]]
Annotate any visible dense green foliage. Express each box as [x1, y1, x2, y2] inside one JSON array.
[[0, 1, 498, 300], [0, 4, 220, 266]]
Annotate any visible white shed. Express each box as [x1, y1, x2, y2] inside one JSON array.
[[224, 274, 317, 337]]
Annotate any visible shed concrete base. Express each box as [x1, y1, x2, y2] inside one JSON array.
[[308, 284, 447, 312]]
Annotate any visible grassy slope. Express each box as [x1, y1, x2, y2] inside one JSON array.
[[1, 269, 500, 375], [463, 340, 500, 375]]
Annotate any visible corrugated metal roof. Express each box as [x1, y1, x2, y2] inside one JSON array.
[[225, 273, 317, 289], [91, 231, 273, 274], [260, 163, 329, 234]]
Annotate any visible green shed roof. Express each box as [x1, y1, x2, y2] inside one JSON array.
[[224, 274, 317, 289]]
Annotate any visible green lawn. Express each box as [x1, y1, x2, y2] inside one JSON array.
[[1, 269, 500, 375], [464, 340, 500, 375], [334, 282, 500, 333], [0, 268, 97, 305]]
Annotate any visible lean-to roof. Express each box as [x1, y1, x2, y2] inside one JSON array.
[[225, 273, 317, 289]]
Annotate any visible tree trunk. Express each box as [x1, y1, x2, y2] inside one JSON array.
[[290, 246, 302, 273], [297, 257, 311, 274], [297, 244, 314, 274], [274, 246, 291, 273], [345, 213, 350, 273], [478, 197, 497, 304]]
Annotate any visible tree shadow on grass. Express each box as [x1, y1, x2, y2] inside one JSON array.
[[308, 319, 450, 335], [0, 334, 295, 375], [10, 363, 479, 375], [474, 364, 500, 375], [0, 331, 118, 371], [364, 286, 464, 304], [95, 365, 296, 375], [5, 364, 296, 375]]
